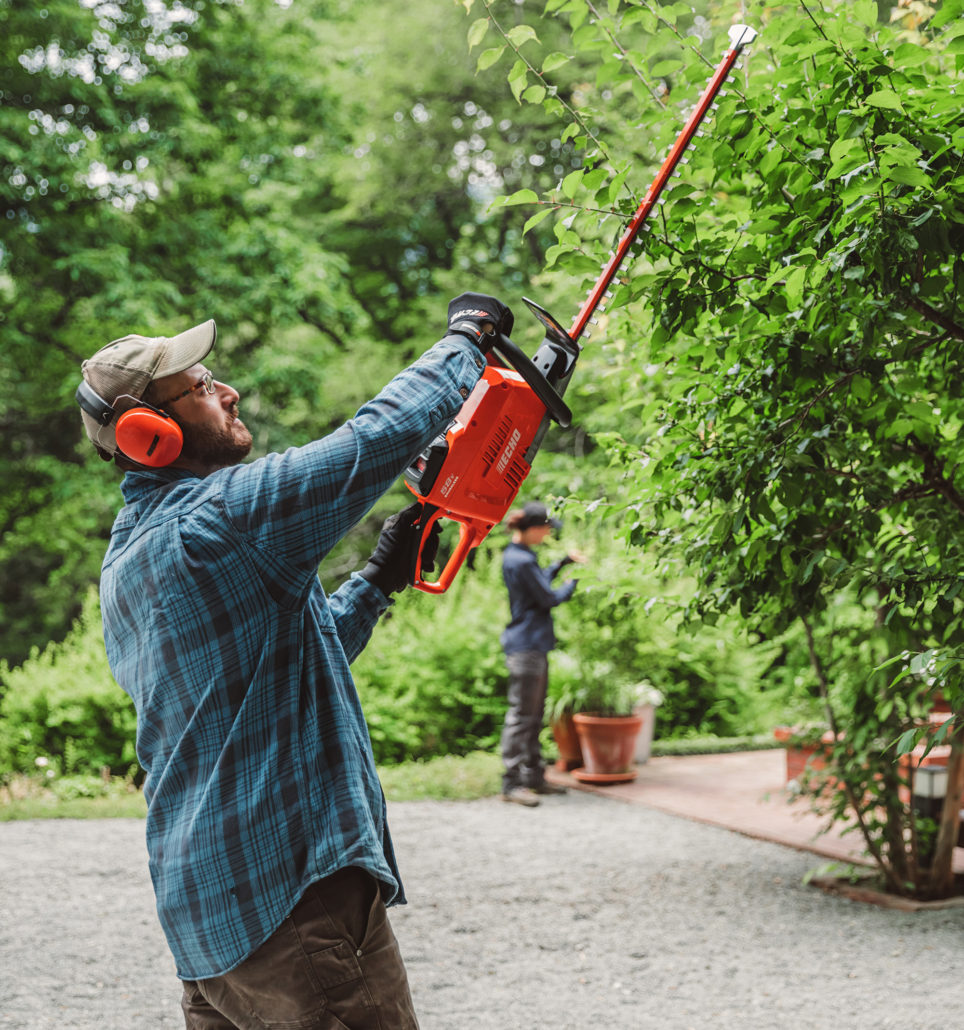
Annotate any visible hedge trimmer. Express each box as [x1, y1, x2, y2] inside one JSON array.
[[404, 23, 758, 593]]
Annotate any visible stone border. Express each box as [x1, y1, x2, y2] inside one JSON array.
[[809, 874, 964, 911]]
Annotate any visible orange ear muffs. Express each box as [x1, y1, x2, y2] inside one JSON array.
[[115, 407, 183, 467]]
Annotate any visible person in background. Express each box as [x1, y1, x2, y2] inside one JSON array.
[[499, 501, 583, 807], [75, 292, 513, 1029]]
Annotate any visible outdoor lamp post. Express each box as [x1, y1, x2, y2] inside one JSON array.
[[911, 764, 949, 868]]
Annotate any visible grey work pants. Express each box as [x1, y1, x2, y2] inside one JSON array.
[[501, 649, 550, 793]]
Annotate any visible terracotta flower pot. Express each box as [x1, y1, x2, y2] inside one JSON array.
[[550, 713, 584, 771], [571, 712, 643, 784]]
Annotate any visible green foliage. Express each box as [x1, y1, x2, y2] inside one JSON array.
[[0, 525, 800, 778], [0, 0, 362, 663], [351, 548, 510, 763], [377, 751, 503, 801], [548, 542, 801, 736], [650, 734, 781, 756], [787, 598, 947, 897], [477, 0, 964, 896], [1, 0, 586, 665], [0, 776, 147, 822], [0, 751, 503, 819], [0, 590, 137, 779], [354, 520, 801, 762]]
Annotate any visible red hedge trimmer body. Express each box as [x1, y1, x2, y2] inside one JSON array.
[[404, 25, 758, 593]]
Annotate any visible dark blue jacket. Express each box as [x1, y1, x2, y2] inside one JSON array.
[[500, 542, 576, 654]]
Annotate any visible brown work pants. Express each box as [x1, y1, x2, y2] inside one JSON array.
[[180, 866, 419, 1030]]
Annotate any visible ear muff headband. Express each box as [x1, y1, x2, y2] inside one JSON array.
[[76, 379, 183, 467]]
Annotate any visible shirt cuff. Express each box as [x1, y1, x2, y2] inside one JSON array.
[[349, 570, 395, 614]]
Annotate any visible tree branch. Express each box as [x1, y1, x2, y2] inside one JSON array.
[[801, 614, 903, 892], [905, 296, 964, 343]]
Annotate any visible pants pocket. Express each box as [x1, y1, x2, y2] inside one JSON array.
[[194, 917, 331, 1029]]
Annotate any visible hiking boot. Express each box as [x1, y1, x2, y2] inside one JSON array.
[[531, 781, 567, 796], [502, 786, 541, 807]]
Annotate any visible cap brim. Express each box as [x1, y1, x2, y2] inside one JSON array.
[[548, 518, 562, 530], [153, 319, 217, 379]]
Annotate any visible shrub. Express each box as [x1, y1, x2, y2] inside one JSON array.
[[549, 545, 804, 739], [352, 549, 510, 764], [0, 590, 138, 779]]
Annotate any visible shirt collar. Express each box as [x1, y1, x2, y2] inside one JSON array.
[[120, 466, 199, 504]]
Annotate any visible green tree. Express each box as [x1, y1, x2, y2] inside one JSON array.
[[1, 0, 598, 663], [0, 0, 363, 663], [474, 0, 964, 897]]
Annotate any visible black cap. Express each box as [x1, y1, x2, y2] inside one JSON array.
[[518, 501, 562, 530]]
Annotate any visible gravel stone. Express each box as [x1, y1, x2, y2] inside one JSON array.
[[1, 792, 961, 1029]]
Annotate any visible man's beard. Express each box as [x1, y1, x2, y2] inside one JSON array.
[[178, 408, 253, 469]]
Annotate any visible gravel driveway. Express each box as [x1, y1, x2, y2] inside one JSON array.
[[1, 791, 961, 1029]]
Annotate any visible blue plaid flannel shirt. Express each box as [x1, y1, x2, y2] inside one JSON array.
[[99, 335, 484, 979]]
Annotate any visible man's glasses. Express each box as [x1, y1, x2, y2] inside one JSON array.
[[155, 371, 216, 407]]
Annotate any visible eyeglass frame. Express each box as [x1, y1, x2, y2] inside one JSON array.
[[154, 371, 216, 407]]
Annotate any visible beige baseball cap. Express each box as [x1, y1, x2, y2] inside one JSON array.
[[79, 319, 216, 456]]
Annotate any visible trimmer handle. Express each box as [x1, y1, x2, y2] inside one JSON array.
[[408, 503, 487, 594]]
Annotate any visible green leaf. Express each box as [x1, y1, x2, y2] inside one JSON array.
[[852, 0, 877, 25], [476, 46, 505, 72], [909, 649, 935, 675], [562, 168, 583, 199], [884, 164, 929, 188], [758, 146, 783, 179], [607, 168, 630, 205], [827, 138, 866, 180], [467, 18, 489, 50], [508, 58, 528, 101], [506, 25, 539, 48], [865, 89, 904, 113], [583, 168, 608, 191], [521, 84, 547, 105], [933, 0, 964, 27], [542, 52, 570, 74], [502, 188, 539, 206], [895, 727, 919, 756], [650, 58, 683, 77], [784, 265, 807, 309], [561, 123, 582, 143], [522, 207, 554, 235]]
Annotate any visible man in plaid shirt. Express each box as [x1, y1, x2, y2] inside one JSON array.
[[76, 293, 513, 1029]]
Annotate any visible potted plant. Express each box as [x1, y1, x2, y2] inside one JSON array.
[[571, 668, 663, 784], [544, 677, 588, 772], [629, 679, 663, 765]]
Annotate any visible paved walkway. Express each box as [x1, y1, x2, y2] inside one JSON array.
[[546, 748, 964, 876]]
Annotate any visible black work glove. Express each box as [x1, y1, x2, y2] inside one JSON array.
[[360, 503, 442, 596], [447, 292, 515, 351]]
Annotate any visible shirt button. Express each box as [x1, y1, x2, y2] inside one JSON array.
[[459, 386, 470, 399], [474, 356, 484, 369], [356, 948, 363, 957]]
